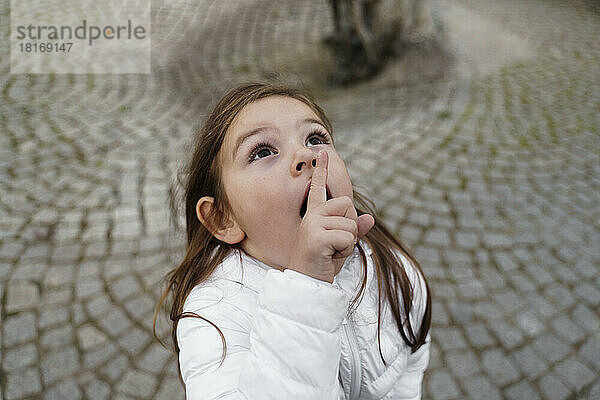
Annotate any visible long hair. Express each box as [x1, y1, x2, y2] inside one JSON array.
[[154, 82, 431, 378]]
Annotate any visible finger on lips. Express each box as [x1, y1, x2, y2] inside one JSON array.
[[307, 150, 328, 211]]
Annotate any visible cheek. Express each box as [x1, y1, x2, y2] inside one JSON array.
[[232, 177, 294, 226], [330, 157, 354, 196]]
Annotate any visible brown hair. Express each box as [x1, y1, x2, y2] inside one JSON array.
[[154, 82, 431, 376]]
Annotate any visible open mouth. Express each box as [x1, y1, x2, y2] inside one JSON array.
[[299, 184, 332, 218]]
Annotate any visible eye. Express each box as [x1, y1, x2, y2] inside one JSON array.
[[306, 130, 331, 147], [248, 142, 278, 162]]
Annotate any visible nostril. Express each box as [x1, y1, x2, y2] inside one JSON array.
[[311, 159, 316, 167], [296, 162, 304, 171]]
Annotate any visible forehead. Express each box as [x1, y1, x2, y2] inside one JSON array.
[[220, 95, 322, 163], [233, 95, 318, 130]]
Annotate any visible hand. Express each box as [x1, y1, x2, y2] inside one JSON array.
[[287, 150, 375, 283]]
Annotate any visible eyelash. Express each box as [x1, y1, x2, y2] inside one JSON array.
[[247, 130, 331, 163]]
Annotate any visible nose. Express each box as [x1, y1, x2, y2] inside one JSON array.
[[291, 147, 318, 176]]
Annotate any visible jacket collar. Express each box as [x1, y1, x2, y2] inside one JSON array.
[[212, 239, 373, 294]]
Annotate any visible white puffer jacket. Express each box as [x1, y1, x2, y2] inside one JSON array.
[[177, 239, 430, 399]]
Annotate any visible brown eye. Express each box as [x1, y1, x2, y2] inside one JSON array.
[[306, 131, 330, 147], [256, 148, 273, 159], [248, 142, 277, 163]]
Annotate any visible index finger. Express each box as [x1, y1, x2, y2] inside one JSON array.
[[307, 150, 328, 211]]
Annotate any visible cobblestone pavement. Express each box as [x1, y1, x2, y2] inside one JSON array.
[[1, 0, 599, 399]]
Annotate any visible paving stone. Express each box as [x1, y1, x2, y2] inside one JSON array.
[[2, 312, 37, 347], [3, 343, 38, 371], [0, 241, 25, 260], [482, 232, 512, 248], [44, 265, 76, 287], [433, 301, 450, 325], [84, 341, 119, 369], [575, 282, 600, 306], [524, 292, 558, 319], [511, 345, 547, 380], [123, 293, 155, 318], [428, 370, 461, 400], [504, 380, 541, 400], [553, 358, 595, 391], [493, 252, 519, 272], [77, 324, 109, 351], [587, 380, 600, 400], [43, 379, 82, 400], [136, 342, 172, 374], [20, 243, 51, 261], [478, 267, 506, 289], [154, 376, 185, 400], [41, 348, 80, 385], [109, 275, 142, 301], [102, 354, 131, 383], [85, 294, 113, 316], [454, 231, 479, 249], [457, 280, 486, 299], [76, 276, 104, 300], [10, 261, 46, 280], [83, 379, 111, 400], [574, 258, 597, 279], [40, 324, 74, 349], [50, 243, 81, 264], [5, 281, 40, 312], [408, 210, 431, 227], [508, 271, 536, 292], [435, 327, 468, 351], [116, 370, 157, 399], [97, 309, 133, 336], [448, 264, 474, 280], [491, 289, 523, 316], [117, 327, 152, 356], [463, 374, 502, 400], [481, 349, 520, 386], [84, 241, 109, 259], [110, 239, 138, 256], [445, 350, 479, 378], [515, 310, 545, 337], [533, 333, 571, 363], [487, 318, 525, 349], [446, 301, 472, 323], [578, 336, 600, 371], [42, 287, 73, 306], [544, 284, 576, 310], [552, 314, 585, 344], [4, 367, 42, 400], [423, 228, 451, 246], [538, 373, 572, 400], [464, 322, 496, 349]]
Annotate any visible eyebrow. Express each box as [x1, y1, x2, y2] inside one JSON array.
[[232, 118, 327, 160]]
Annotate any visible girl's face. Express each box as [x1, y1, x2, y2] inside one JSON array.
[[218, 95, 354, 270]]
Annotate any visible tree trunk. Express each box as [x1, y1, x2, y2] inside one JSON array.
[[325, 0, 434, 85]]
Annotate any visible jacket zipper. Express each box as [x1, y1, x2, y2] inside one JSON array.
[[342, 317, 362, 400]]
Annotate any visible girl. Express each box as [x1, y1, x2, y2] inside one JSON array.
[[155, 83, 432, 399]]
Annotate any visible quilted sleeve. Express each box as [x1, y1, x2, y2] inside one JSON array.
[[177, 268, 349, 400]]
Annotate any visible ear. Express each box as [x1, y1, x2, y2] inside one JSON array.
[[196, 196, 245, 244]]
